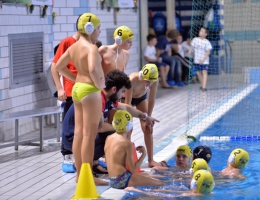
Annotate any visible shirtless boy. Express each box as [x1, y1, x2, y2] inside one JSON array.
[[220, 148, 249, 180], [55, 13, 105, 185], [99, 26, 134, 76], [105, 110, 164, 189], [124, 64, 162, 167]]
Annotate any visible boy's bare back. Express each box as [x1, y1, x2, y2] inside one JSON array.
[[104, 133, 132, 177], [68, 39, 103, 84]]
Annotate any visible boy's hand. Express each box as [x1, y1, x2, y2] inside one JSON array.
[[146, 116, 159, 125], [199, 60, 204, 65], [136, 146, 146, 155]]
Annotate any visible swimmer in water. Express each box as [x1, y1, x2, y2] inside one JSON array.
[[126, 169, 215, 197], [220, 148, 249, 180], [153, 145, 193, 172]]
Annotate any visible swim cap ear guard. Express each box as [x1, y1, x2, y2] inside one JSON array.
[[139, 71, 143, 80], [84, 22, 95, 35], [190, 179, 197, 191], [228, 154, 235, 165], [115, 35, 122, 45]]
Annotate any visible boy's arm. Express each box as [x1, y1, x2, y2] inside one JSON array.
[[199, 49, 211, 65], [51, 62, 66, 102], [88, 46, 105, 89], [126, 143, 146, 173], [55, 49, 76, 82], [124, 83, 133, 105], [156, 48, 164, 58], [188, 46, 194, 56], [148, 80, 158, 116], [172, 44, 179, 54], [98, 122, 115, 133], [116, 102, 160, 125]]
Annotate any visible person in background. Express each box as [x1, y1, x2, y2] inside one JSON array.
[[143, 34, 171, 88], [188, 27, 212, 91]]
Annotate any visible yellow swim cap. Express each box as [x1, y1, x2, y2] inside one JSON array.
[[77, 13, 100, 35], [190, 170, 215, 193], [139, 64, 158, 82], [114, 26, 134, 45], [176, 145, 192, 158], [112, 110, 133, 133], [228, 148, 249, 169], [190, 158, 210, 175]]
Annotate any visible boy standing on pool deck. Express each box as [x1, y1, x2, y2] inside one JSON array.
[[105, 110, 164, 189], [188, 27, 212, 92], [124, 64, 166, 168]]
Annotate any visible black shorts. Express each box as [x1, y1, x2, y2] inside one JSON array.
[[131, 93, 147, 107]]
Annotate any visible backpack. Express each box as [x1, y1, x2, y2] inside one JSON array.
[[152, 13, 167, 36]]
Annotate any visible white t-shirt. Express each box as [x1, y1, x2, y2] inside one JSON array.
[[178, 44, 184, 58], [143, 45, 157, 60], [191, 37, 212, 64], [181, 41, 191, 58]]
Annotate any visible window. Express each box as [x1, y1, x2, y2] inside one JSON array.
[[9, 32, 44, 89]]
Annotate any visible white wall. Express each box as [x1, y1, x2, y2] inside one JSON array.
[[0, 4, 53, 141]]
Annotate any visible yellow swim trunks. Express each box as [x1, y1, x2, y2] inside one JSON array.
[[72, 82, 100, 102]]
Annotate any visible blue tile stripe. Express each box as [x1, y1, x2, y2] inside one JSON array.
[[0, 47, 1, 57], [0, 69, 2, 79], [143, 85, 248, 163], [73, 7, 89, 15], [0, 90, 2, 101], [80, 0, 88, 7], [225, 31, 260, 41]]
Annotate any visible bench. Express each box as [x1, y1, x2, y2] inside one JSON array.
[[0, 106, 63, 151]]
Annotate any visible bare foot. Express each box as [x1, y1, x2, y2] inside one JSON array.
[[94, 177, 109, 186]]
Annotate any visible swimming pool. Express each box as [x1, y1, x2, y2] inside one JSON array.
[[121, 86, 260, 199]]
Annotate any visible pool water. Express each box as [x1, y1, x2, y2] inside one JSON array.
[[122, 86, 260, 199]]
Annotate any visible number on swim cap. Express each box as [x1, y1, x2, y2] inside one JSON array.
[[125, 113, 130, 121], [143, 69, 149, 75], [234, 149, 241, 156], [195, 173, 201, 181], [118, 29, 122, 36]]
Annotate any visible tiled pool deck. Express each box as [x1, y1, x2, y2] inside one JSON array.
[[0, 74, 248, 200]]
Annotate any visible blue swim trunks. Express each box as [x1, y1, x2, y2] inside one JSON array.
[[194, 64, 209, 71], [109, 170, 132, 189]]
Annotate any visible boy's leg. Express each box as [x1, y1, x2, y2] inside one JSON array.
[[159, 65, 171, 88], [196, 71, 203, 86], [173, 59, 184, 86], [161, 55, 176, 82], [202, 70, 208, 89], [136, 100, 159, 167], [128, 173, 164, 187]]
